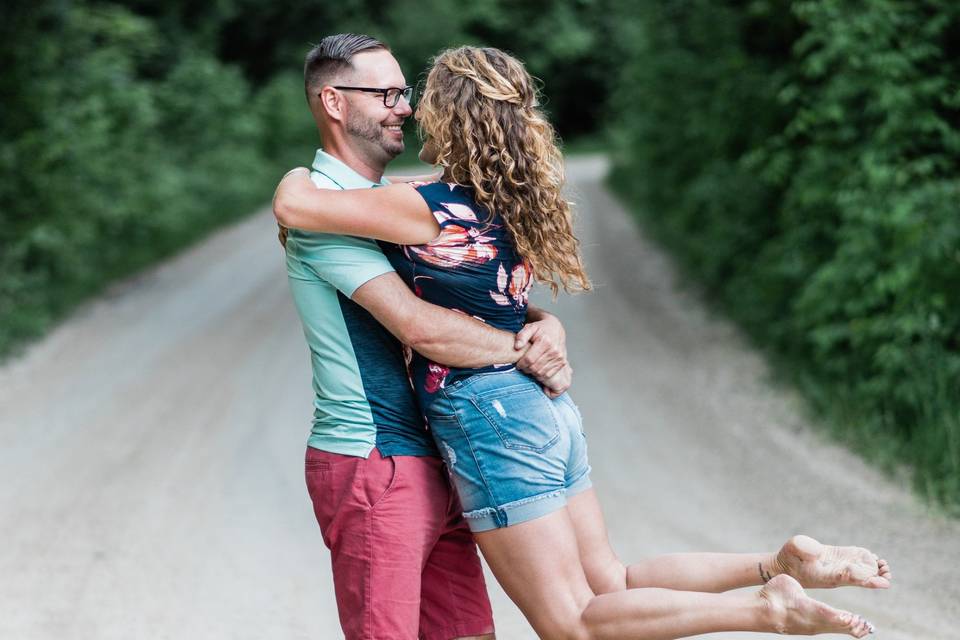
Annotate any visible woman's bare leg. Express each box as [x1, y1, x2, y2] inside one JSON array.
[[474, 507, 873, 640], [566, 489, 891, 594]]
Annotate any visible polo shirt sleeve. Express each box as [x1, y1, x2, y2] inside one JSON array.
[[293, 233, 395, 298], [286, 169, 396, 298]]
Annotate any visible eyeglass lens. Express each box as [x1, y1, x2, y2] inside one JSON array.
[[385, 87, 413, 107]]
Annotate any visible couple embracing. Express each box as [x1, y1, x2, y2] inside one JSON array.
[[273, 33, 890, 640]]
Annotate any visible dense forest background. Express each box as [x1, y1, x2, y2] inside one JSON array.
[[2, 0, 958, 511]]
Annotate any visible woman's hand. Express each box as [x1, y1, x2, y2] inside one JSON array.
[[272, 167, 314, 228]]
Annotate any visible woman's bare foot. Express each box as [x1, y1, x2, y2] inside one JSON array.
[[773, 535, 892, 589], [759, 574, 874, 637]]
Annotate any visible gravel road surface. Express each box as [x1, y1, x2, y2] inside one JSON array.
[[1, 155, 957, 639]]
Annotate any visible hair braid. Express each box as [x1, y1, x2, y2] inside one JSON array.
[[418, 47, 591, 296]]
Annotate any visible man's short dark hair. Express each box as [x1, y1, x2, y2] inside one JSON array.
[[304, 34, 389, 97]]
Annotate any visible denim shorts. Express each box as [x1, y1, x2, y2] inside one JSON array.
[[427, 369, 592, 532]]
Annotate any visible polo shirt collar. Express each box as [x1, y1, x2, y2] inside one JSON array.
[[311, 149, 390, 189]]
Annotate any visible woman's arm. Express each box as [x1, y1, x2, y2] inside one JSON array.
[[272, 168, 440, 245], [385, 171, 442, 183]]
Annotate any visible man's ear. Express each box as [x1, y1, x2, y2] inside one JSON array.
[[317, 86, 345, 123]]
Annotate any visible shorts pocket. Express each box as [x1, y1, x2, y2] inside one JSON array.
[[304, 459, 331, 472], [359, 453, 399, 510], [469, 384, 560, 452]]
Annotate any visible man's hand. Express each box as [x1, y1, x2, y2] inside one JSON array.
[[515, 312, 569, 393], [540, 364, 573, 399]]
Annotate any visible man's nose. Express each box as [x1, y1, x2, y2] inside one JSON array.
[[394, 97, 413, 117]]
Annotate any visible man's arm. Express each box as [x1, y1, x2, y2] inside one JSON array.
[[353, 272, 523, 368], [288, 191, 572, 390], [353, 275, 572, 395]]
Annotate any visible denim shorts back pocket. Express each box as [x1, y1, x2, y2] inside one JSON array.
[[469, 384, 561, 453]]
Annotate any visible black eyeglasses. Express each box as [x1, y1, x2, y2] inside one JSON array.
[[332, 85, 414, 108]]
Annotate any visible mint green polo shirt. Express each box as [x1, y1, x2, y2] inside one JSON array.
[[284, 150, 436, 458]]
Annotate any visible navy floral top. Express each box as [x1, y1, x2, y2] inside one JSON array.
[[379, 181, 534, 411]]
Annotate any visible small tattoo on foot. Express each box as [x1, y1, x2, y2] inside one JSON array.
[[759, 562, 774, 583]]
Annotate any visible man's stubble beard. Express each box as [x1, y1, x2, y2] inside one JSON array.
[[345, 110, 404, 167]]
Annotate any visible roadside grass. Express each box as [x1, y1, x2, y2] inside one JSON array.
[[0, 135, 655, 365], [0, 178, 276, 365]]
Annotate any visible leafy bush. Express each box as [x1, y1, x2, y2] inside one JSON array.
[[4, 0, 956, 511], [0, 3, 278, 355], [609, 0, 960, 510], [0, 0, 622, 357]]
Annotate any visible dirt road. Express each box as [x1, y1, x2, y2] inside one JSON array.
[[1, 155, 956, 639]]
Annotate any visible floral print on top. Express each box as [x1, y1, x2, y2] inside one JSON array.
[[378, 181, 534, 412]]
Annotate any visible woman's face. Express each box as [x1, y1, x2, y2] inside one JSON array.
[[415, 105, 439, 165], [418, 138, 438, 165]]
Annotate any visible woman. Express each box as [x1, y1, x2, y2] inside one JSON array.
[[274, 46, 889, 639]]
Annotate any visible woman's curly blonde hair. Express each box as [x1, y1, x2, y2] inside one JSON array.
[[417, 46, 591, 296]]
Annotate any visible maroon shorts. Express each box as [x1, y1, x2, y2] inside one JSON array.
[[305, 447, 494, 640]]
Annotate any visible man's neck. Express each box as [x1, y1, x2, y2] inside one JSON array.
[[321, 139, 386, 183]]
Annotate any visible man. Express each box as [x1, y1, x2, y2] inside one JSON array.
[[278, 34, 568, 640]]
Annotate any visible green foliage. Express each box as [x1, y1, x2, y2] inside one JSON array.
[[251, 71, 318, 169], [0, 2, 278, 355], [1, 0, 622, 358], [4, 0, 957, 511], [609, 0, 960, 511], [215, 0, 621, 139]]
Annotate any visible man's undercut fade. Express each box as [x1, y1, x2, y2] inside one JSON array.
[[304, 33, 389, 98]]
